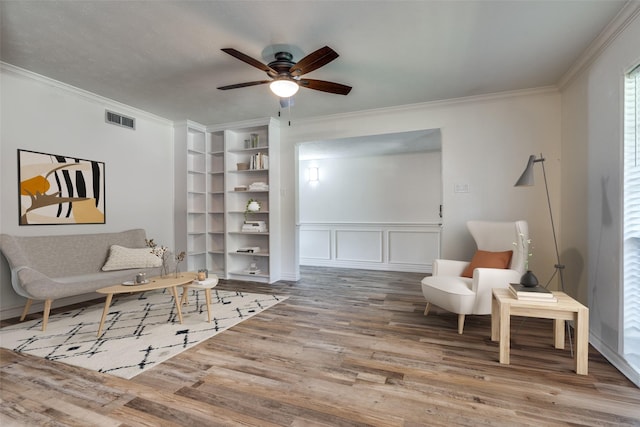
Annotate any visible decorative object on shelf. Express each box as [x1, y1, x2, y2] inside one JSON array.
[[250, 133, 259, 148], [241, 221, 267, 232], [244, 198, 261, 220], [174, 250, 185, 278], [249, 182, 269, 191], [513, 233, 536, 286], [237, 246, 260, 253], [197, 269, 209, 280], [245, 261, 261, 275], [519, 270, 539, 287], [17, 149, 106, 225], [237, 162, 249, 170], [146, 238, 183, 278]]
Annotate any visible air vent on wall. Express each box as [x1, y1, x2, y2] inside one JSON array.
[[105, 110, 135, 130]]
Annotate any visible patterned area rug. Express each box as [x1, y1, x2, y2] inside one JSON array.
[[0, 289, 286, 379]]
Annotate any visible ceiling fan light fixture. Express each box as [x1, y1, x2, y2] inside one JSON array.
[[270, 79, 299, 98]]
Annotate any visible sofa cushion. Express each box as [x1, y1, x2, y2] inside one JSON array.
[[461, 250, 513, 278], [20, 269, 157, 299], [101, 245, 162, 271]]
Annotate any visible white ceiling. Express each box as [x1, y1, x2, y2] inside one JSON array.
[[0, 1, 628, 126]]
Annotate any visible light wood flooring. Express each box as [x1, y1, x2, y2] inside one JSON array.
[[1, 266, 639, 426]]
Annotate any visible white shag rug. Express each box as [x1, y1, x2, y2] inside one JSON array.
[[0, 289, 286, 379]]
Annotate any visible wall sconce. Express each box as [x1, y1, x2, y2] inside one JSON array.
[[308, 167, 319, 182]]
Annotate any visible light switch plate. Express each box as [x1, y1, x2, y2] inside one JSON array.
[[454, 183, 469, 193]]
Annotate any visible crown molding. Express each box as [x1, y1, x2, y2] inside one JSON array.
[[558, 1, 640, 90], [0, 62, 173, 126], [294, 86, 559, 126], [206, 116, 280, 132], [173, 120, 207, 132]]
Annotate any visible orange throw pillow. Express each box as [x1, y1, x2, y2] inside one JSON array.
[[461, 250, 513, 278]]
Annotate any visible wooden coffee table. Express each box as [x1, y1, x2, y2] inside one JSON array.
[[491, 288, 589, 375], [96, 272, 197, 336]]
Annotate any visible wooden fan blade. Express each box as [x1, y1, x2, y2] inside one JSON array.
[[217, 80, 271, 90], [221, 48, 277, 76], [299, 79, 352, 95], [290, 46, 339, 76]]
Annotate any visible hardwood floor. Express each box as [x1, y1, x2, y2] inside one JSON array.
[[1, 266, 639, 426]]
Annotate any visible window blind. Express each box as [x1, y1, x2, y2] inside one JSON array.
[[623, 64, 640, 345]]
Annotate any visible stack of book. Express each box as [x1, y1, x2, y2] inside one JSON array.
[[249, 152, 268, 170], [237, 246, 261, 253], [509, 283, 557, 303], [241, 221, 267, 232], [249, 182, 269, 191]]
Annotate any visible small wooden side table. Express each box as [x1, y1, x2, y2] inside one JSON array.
[[491, 288, 589, 375]]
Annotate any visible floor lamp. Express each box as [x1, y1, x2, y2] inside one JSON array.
[[515, 153, 573, 354], [514, 153, 566, 292]]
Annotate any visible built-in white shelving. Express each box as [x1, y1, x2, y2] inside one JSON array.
[[175, 121, 209, 272], [176, 118, 280, 284]]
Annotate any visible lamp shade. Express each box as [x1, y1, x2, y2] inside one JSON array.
[[514, 155, 537, 187], [270, 79, 299, 98]]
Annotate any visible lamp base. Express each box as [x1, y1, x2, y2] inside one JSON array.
[[520, 270, 539, 287]]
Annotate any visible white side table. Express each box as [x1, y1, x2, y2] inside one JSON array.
[[180, 276, 219, 322]]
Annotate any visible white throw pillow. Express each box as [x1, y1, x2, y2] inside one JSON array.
[[102, 245, 162, 271]]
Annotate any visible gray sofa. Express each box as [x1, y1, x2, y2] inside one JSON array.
[[0, 228, 160, 331]]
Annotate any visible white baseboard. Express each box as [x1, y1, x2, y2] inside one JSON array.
[[590, 332, 640, 388], [278, 271, 301, 282], [300, 258, 432, 274]]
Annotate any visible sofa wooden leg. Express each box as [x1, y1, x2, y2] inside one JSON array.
[[423, 302, 431, 316], [41, 299, 53, 332], [457, 314, 465, 334], [20, 299, 33, 321]]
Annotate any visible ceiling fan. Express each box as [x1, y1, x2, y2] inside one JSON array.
[[217, 46, 352, 98]]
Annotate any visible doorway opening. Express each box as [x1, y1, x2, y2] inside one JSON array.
[[295, 129, 443, 275]]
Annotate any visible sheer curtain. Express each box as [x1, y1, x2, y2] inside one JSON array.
[[623, 63, 640, 374]]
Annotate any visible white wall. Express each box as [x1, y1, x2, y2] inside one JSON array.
[[299, 151, 442, 223], [561, 7, 640, 386], [280, 90, 562, 282], [0, 65, 175, 318]]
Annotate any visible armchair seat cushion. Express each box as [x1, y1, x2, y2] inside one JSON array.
[[421, 276, 476, 314]]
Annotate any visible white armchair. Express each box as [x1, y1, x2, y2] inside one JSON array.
[[421, 220, 528, 334]]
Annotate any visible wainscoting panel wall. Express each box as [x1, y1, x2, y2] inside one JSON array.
[[300, 223, 441, 273], [335, 230, 383, 263]]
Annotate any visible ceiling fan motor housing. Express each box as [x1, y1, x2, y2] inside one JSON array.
[[269, 52, 296, 77]]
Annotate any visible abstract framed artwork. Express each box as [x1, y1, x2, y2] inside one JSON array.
[[18, 149, 105, 225]]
